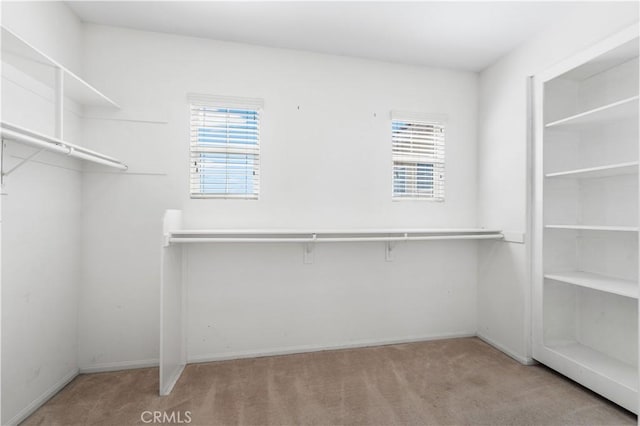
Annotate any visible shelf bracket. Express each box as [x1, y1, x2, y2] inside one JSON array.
[[385, 241, 395, 262], [303, 234, 316, 264], [386, 233, 408, 261], [1, 147, 45, 178]]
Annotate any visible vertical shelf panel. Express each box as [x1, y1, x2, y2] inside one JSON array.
[[160, 210, 186, 396]]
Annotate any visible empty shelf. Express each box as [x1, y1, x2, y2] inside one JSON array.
[[1, 26, 119, 108], [545, 271, 638, 299], [545, 225, 639, 232], [545, 341, 638, 391], [545, 96, 638, 129], [545, 162, 638, 179]]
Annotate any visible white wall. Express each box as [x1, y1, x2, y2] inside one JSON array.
[[78, 25, 480, 368], [476, 3, 639, 362], [1, 2, 85, 424]]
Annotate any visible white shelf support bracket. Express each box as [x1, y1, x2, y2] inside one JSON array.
[[2, 147, 45, 178], [303, 234, 316, 264], [54, 67, 64, 139], [385, 241, 395, 262]]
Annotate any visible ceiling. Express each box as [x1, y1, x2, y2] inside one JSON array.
[[67, 1, 586, 72]]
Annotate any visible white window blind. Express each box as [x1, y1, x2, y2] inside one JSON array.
[[189, 94, 262, 199], [391, 112, 445, 201]]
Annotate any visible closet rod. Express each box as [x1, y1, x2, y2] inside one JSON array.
[[169, 233, 504, 244], [1, 123, 127, 171]]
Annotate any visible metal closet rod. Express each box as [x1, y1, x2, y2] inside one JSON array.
[[1, 122, 128, 171]]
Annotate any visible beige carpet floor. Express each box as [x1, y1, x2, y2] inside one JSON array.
[[22, 338, 635, 425]]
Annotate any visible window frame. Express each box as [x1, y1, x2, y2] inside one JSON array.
[[391, 112, 446, 201], [188, 94, 263, 200]]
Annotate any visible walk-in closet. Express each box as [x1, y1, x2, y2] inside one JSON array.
[[1, 2, 638, 425]]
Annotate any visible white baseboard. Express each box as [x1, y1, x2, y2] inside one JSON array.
[[6, 368, 79, 426], [477, 333, 536, 365], [79, 358, 159, 374], [188, 332, 477, 364]]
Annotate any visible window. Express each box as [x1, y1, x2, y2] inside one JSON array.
[[391, 112, 445, 201], [189, 94, 263, 199]]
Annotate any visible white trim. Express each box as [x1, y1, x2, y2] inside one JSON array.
[[390, 110, 448, 123], [187, 93, 264, 109], [477, 333, 536, 366], [535, 22, 639, 84], [78, 358, 159, 374], [5, 368, 79, 426], [187, 332, 476, 364]]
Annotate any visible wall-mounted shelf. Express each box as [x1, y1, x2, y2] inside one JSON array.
[[166, 228, 504, 245], [545, 96, 638, 130], [1, 121, 127, 172], [545, 271, 638, 299], [545, 162, 638, 179], [544, 224, 639, 232], [1, 26, 119, 108]]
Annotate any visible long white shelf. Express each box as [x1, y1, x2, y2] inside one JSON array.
[[545, 96, 639, 129], [545, 162, 638, 179], [1, 26, 119, 108], [545, 224, 639, 232], [545, 271, 638, 299], [545, 341, 638, 392], [167, 228, 503, 244], [1, 121, 127, 171]]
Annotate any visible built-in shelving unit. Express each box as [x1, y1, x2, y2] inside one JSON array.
[[1, 26, 127, 173], [533, 24, 639, 414]]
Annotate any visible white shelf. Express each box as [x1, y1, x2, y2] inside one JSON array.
[[545, 341, 638, 392], [167, 228, 503, 244], [1, 26, 119, 108], [545, 162, 638, 179], [545, 96, 638, 129], [545, 271, 638, 299], [545, 224, 639, 232], [1, 121, 127, 171]]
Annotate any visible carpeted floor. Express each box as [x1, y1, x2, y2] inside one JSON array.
[[22, 337, 635, 425]]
